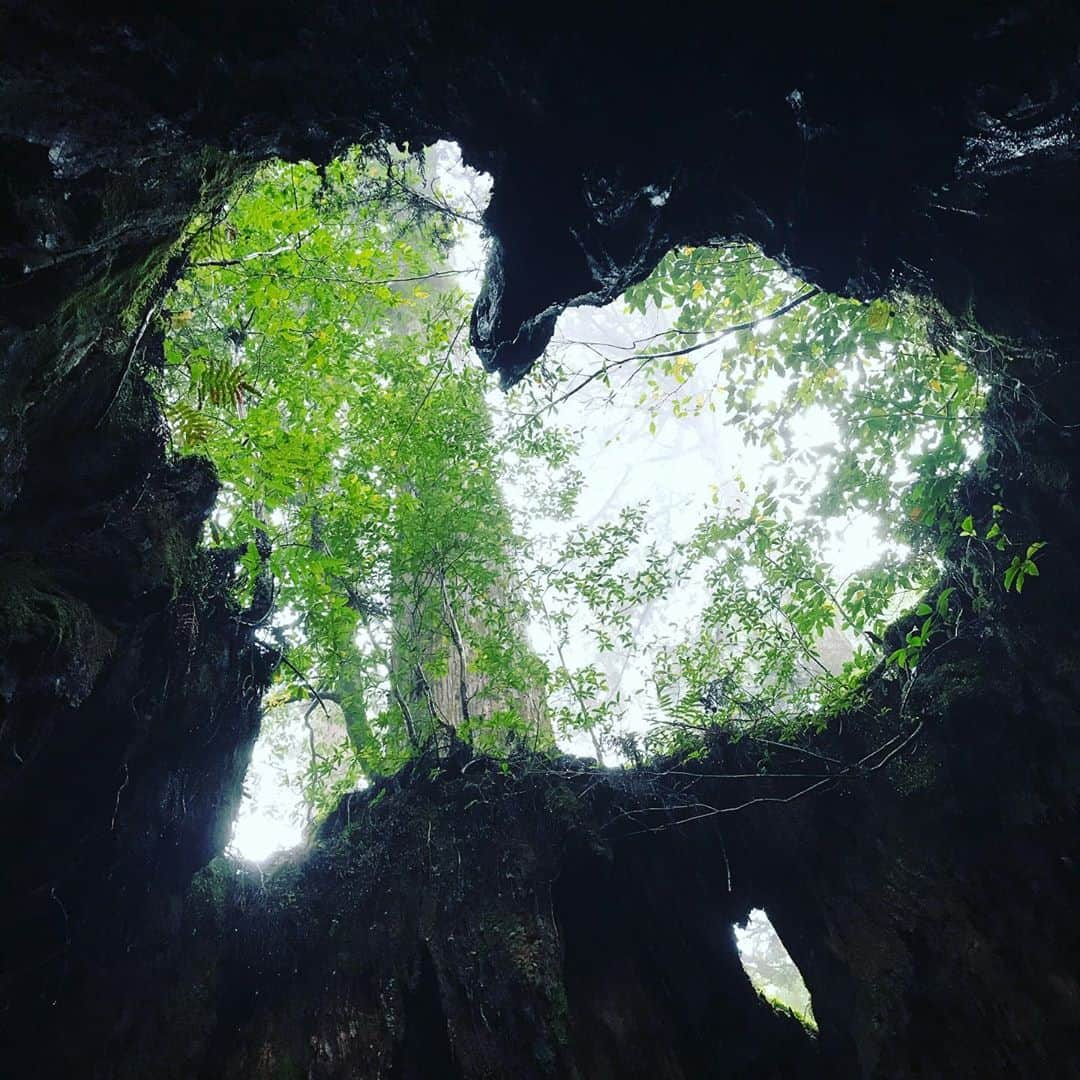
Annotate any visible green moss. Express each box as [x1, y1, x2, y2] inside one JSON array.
[[757, 990, 818, 1036], [502, 917, 546, 983], [914, 658, 1005, 716], [49, 239, 170, 380], [157, 521, 203, 599], [478, 911, 571, 1047], [892, 743, 941, 795], [39, 145, 253, 395], [0, 556, 83, 641]]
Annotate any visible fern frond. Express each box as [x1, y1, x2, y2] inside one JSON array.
[[190, 353, 260, 415], [167, 401, 214, 449]]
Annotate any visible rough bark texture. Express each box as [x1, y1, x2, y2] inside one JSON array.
[[2, 2, 1079, 1076]]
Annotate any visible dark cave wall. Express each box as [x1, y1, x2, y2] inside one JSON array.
[[2, 2, 1080, 1076]]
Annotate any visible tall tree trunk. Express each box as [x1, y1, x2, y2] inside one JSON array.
[[390, 532, 551, 753]]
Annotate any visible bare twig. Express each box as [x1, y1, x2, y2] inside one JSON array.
[[537, 287, 819, 417], [110, 762, 130, 831], [189, 226, 320, 268], [747, 736, 845, 767], [97, 230, 204, 428], [94, 298, 160, 429], [292, 266, 470, 288], [50, 887, 71, 946], [389, 681, 419, 747], [614, 718, 926, 835], [383, 172, 484, 228], [278, 655, 331, 722], [393, 315, 469, 456]]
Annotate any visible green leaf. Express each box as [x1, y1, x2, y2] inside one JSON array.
[[1004, 561, 1020, 592]]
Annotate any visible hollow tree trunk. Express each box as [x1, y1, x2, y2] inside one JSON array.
[[2, 3, 1079, 1076]]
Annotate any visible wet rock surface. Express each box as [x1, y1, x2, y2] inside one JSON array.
[[1, 2, 1079, 1075]]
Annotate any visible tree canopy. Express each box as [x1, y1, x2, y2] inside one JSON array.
[[161, 152, 549, 816], [160, 146, 1026, 831], [510, 242, 993, 756]]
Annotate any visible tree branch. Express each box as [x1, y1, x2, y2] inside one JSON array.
[[440, 574, 471, 727], [538, 287, 820, 416], [278, 655, 332, 723], [614, 719, 925, 835], [189, 226, 319, 268]]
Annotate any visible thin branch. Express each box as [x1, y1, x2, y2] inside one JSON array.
[[539, 596, 603, 765], [110, 762, 130, 831], [440, 574, 471, 726], [615, 719, 926, 835], [858, 721, 924, 771], [648, 767, 838, 781], [277, 655, 332, 722], [301, 701, 322, 827], [95, 288, 165, 428], [191, 261, 470, 288], [392, 314, 468, 456], [389, 679, 419, 746], [414, 662, 448, 729], [383, 172, 484, 228], [748, 736, 846, 767], [539, 287, 820, 416], [189, 226, 320, 268], [671, 777, 837, 821], [292, 263, 472, 288]]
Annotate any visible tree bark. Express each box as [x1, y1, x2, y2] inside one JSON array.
[[2, 3, 1079, 1075]]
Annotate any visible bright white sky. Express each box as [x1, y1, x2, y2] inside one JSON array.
[[231, 719, 307, 858], [230, 142, 894, 861]]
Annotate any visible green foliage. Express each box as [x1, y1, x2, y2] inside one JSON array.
[[1004, 542, 1046, 594], [957, 501, 1047, 596], [887, 588, 955, 671], [513, 241, 993, 754], [622, 245, 984, 553], [165, 150, 1006, 814], [758, 993, 818, 1036], [161, 151, 544, 817]]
